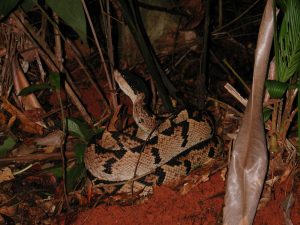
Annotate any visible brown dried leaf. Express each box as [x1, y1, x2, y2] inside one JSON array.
[[282, 193, 295, 225], [0, 112, 6, 129], [1, 97, 43, 135], [20, 49, 39, 62], [12, 57, 44, 112], [23, 108, 45, 122], [23, 174, 57, 189], [179, 0, 205, 29], [34, 130, 64, 148], [223, 0, 274, 224], [0, 167, 14, 183], [107, 105, 122, 132]]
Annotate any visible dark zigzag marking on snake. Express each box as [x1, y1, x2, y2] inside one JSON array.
[[130, 135, 159, 153], [94, 144, 127, 159], [154, 167, 166, 185], [183, 160, 192, 174], [151, 147, 161, 164], [180, 120, 189, 147], [89, 137, 219, 188], [136, 176, 155, 186], [161, 125, 175, 136], [103, 158, 118, 174], [167, 136, 218, 164]]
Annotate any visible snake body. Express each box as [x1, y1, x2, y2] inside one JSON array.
[[84, 70, 221, 195]]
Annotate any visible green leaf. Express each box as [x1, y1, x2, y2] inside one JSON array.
[[66, 118, 95, 142], [263, 107, 273, 122], [49, 72, 61, 90], [47, 166, 63, 178], [45, 0, 87, 44], [20, 0, 36, 12], [0, 137, 16, 157], [47, 164, 86, 190], [265, 80, 289, 99], [18, 83, 51, 96], [0, 0, 20, 19], [276, 0, 300, 82], [74, 142, 87, 164], [66, 163, 86, 190]]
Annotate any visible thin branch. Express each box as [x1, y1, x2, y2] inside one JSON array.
[[213, 0, 261, 33], [81, 0, 118, 111]]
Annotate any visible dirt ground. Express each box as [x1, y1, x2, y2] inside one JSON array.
[[64, 82, 300, 225], [69, 171, 300, 225]]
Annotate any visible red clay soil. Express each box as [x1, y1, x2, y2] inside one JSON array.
[[60, 74, 299, 225], [71, 172, 300, 225]]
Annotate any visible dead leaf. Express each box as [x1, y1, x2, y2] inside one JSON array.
[[23, 174, 57, 189], [12, 56, 45, 112], [34, 130, 64, 148], [11, 143, 36, 156], [24, 108, 45, 122], [223, 0, 274, 224], [0, 167, 14, 183], [179, 0, 205, 29], [0, 206, 17, 220], [282, 193, 295, 225], [1, 97, 43, 135], [0, 112, 6, 130], [279, 164, 293, 183], [20, 48, 39, 62], [258, 184, 273, 209], [107, 105, 122, 132]]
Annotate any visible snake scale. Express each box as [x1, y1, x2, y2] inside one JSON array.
[[84, 70, 221, 195]]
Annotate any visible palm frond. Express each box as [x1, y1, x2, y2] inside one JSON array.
[[276, 0, 300, 82]]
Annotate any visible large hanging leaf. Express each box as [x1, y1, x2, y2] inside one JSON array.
[[275, 0, 300, 82], [20, 0, 36, 12], [45, 0, 87, 43], [223, 0, 273, 224], [0, 0, 19, 19]]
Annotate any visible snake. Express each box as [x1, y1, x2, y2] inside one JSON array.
[[84, 70, 221, 195]]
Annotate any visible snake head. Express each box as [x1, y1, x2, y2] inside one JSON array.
[[113, 70, 149, 103]]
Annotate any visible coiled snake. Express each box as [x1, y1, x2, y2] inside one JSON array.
[[84, 70, 221, 195]]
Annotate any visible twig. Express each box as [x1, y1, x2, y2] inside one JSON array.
[[280, 88, 298, 138], [13, 164, 33, 175], [0, 152, 75, 166], [213, 0, 261, 33], [207, 96, 243, 118], [34, 4, 110, 110], [218, 0, 223, 28], [81, 0, 118, 111], [53, 12, 70, 211], [223, 58, 251, 94], [224, 83, 248, 107], [201, 0, 211, 89], [13, 11, 93, 125]]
